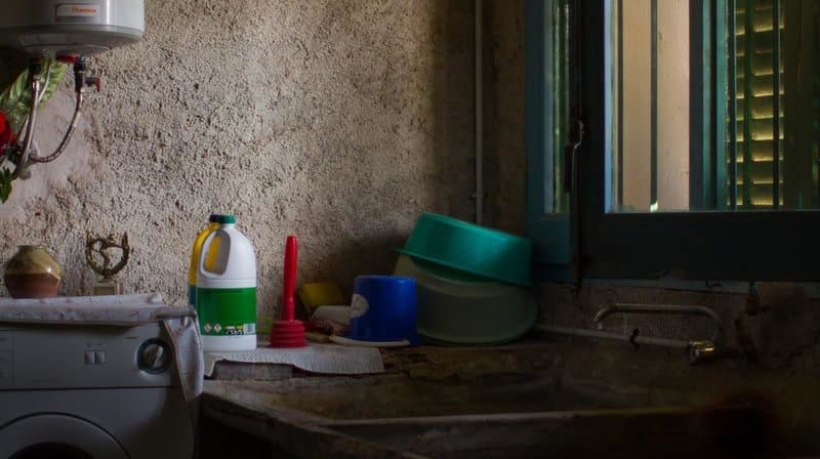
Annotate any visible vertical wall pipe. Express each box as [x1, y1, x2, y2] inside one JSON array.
[[475, 0, 485, 225]]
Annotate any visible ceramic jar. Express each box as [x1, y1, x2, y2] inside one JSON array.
[[3, 245, 62, 299]]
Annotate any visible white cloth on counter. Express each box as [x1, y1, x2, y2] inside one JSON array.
[[0, 293, 204, 405], [0, 292, 192, 325], [204, 342, 385, 377]]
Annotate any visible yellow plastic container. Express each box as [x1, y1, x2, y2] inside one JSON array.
[[297, 281, 346, 316], [187, 214, 221, 305]]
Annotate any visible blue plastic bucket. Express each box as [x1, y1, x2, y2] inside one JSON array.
[[349, 275, 418, 344]]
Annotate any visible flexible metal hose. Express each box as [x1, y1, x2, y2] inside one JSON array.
[[12, 76, 41, 179], [29, 90, 83, 163]]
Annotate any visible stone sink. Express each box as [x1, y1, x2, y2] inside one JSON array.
[[200, 341, 814, 458]]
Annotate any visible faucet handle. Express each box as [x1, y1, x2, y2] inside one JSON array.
[[687, 340, 717, 364]]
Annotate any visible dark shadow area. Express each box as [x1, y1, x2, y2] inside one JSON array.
[[429, 0, 476, 222]]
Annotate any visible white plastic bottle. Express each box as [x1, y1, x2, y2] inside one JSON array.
[[196, 214, 257, 352]]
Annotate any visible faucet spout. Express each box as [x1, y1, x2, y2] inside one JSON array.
[[593, 303, 723, 345]]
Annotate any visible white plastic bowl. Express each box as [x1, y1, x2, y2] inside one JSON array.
[[393, 255, 537, 345]]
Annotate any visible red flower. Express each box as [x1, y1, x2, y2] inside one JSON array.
[[0, 111, 17, 148]]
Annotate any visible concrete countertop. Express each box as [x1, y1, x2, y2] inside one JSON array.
[[200, 340, 820, 458], [201, 342, 569, 458]]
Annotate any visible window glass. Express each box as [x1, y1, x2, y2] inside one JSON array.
[[609, 0, 820, 213], [543, 0, 572, 214]]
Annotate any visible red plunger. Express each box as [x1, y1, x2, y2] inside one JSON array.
[[269, 235, 306, 347]]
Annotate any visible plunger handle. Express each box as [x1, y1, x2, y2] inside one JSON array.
[[282, 236, 297, 321]]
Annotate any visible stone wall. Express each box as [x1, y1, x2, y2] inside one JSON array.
[[0, 0, 486, 316]]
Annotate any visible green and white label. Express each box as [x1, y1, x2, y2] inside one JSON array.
[[197, 287, 257, 336]]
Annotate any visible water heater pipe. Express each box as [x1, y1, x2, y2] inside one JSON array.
[[12, 58, 88, 179], [13, 68, 40, 179], [31, 58, 90, 163]]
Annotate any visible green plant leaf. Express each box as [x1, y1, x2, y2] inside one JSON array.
[[0, 59, 68, 131], [0, 169, 13, 203]]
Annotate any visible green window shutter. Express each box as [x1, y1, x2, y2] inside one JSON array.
[[733, 0, 784, 208]]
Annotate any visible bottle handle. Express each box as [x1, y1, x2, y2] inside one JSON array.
[[198, 229, 224, 280]]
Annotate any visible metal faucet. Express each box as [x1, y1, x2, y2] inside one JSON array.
[[593, 303, 724, 364]]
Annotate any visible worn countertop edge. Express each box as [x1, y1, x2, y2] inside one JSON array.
[[200, 392, 427, 459]]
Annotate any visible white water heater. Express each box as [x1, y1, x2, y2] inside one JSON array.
[[0, 0, 144, 57]]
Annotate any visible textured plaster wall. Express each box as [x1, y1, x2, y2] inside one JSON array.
[[485, 0, 526, 234], [0, 0, 486, 315]]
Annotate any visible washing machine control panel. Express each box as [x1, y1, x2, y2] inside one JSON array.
[[0, 324, 176, 390]]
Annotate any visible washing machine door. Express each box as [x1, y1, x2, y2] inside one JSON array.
[[0, 414, 128, 459]]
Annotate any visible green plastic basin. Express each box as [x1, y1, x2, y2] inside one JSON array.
[[398, 213, 532, 287]]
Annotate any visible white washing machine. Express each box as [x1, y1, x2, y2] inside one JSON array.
[[0, 322, 195, 459]]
